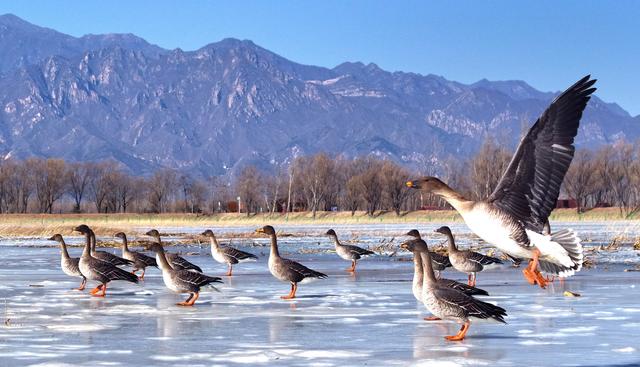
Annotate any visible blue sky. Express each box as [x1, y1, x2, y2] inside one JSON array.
[[2, 1, 638, 115]]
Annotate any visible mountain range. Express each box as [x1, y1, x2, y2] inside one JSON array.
[[0, 13, 637, 176]]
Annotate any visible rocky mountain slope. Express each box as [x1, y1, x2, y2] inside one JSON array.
[[0, 14, 637, 176]]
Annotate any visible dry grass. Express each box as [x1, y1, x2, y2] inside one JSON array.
[[0, 224, 131, 237], [0, 207, 636, 237]]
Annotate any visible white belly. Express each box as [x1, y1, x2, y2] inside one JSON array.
[[461, 205, 533, 259], [162, 270, 181, 293], [412, 277, 423, 302], [268, 255, 282, 281], [211, 247, 228, 264]]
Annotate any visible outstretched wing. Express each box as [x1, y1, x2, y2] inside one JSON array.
[[488, 76, 596, 232]]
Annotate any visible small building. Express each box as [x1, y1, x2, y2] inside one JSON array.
[[555, 198, 577, 209]]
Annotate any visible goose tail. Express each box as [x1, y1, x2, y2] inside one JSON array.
[[538, 229, 583, 277]]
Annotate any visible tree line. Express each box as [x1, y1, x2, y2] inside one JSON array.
[[0, 139, 636, 216]]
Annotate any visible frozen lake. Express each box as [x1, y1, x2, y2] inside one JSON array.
[[1, 222, 639, 366]]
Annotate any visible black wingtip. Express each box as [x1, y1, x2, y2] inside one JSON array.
[[474, 288, 490, 296]]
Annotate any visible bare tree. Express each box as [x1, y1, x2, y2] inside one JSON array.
[[294, 153, 335, 218], [469, 138, 511, 200], [147, 168, 179, 213], [68, 162, 92, 212], [236, 165, 262, 216], [29, 158, 68, 213], [381, 161, 412, 215], [359, 158, 384, 216], [564, 150, 596, 213]]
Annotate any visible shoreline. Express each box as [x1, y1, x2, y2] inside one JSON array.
[[0, 208, 637, 237]]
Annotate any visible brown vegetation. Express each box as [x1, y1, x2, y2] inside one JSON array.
[[1, 138, 638, 217]]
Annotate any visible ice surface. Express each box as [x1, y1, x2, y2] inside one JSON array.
[[0, 222, 639, 366]]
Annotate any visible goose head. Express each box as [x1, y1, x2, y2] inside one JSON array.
[[73, 224, 91, 235], [405, 229, 421, 238], [255, 225, 276, 235], [201, 229, 215, 238], [405, 177, 448, 192], [48, 234, 64, 242], [434, 226, 452, 236]]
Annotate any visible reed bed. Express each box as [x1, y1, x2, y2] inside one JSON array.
[[0, 208, 637, 237]]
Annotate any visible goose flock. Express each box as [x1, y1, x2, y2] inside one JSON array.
[[47, 76, 595, 342]]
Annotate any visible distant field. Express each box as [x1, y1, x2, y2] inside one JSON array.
[[0, 207, 636, 237]]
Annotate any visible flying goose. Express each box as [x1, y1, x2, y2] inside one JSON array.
[[74, 225, 138, 297], [115, 232, 157, 280], [325, 229, 374, 273], [416, 238, 506, 340], [48, 234, 87, 290], [145, 229, 203, 273], [405, 229, 451, 277], [201, 229, 257, 276], [407, 76, 594, 288], [145, 242, 222, 306], [255, 225, 327, 299], [435, 226, 502, 287], [400, 238, 489, 321]]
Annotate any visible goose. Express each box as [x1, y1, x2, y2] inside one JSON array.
[[415, 238, 506, 340], [48, 234, 87, 290], [88, 230, 133, 267], [145, 242, 222, 306], [405, 229, 451, 277], [255, 225, 327, 299], [325, 229, 374, 273], [145, 229, 203, 273], [400, 238, 489, 321], [201, 229, 257, 276], [115, 232, 157, 280], [435, 226, 502, 287], [406, 76, 595, 288], [74, 225, 138, 297]]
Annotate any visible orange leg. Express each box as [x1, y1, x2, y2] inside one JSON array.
[[445, 320, 470, 341], [139, 269, 146, 281], [177, 292, 199, 306], [347, 260, 356, 272], [89, 284, 103, 294], [467, 274, 476, 287], [522, 249, 547, 289], [91, 283, 107, 297], [186, 292, 199, 306], [467, 273, 477, 287], [76, 278, 86, 291], [424, 316, 441, 321], [226, 264, 233, 277], [281, 283, 298, 299], [544, 274, 555, 283]]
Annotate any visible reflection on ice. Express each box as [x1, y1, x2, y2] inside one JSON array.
[[0, 222, 639, 366]]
